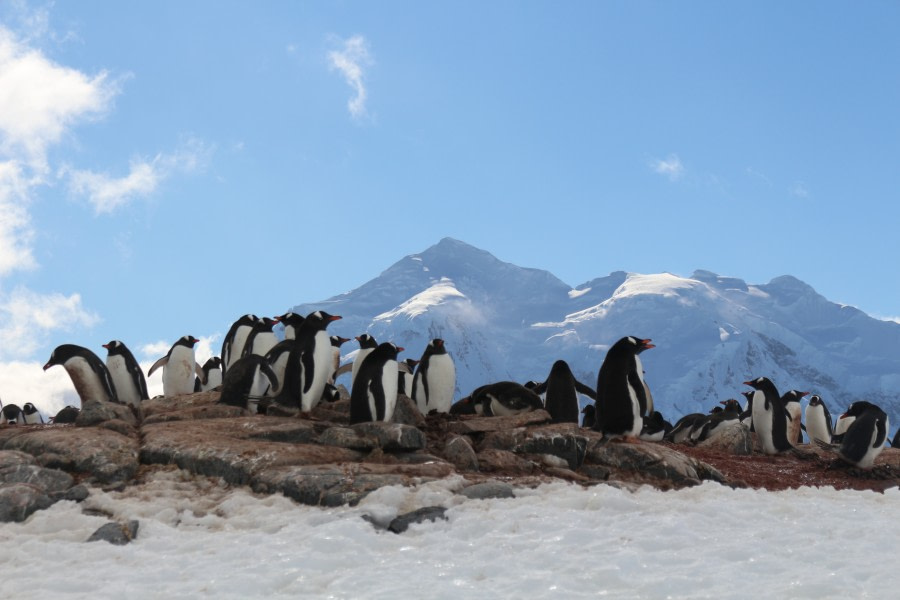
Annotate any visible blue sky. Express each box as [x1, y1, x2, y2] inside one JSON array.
[[1, 1, 899, 412]]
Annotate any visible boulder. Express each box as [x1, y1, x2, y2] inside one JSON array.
[[443, 436, 479, 472], [351, 422, 426, 451], [697, 422, 752, 455], [388, 506, 448, 533], [458, 480, 515, 500], [87, 520, 140, 545], [75, 402, 139, 427], [0, 483, 53, 523], [391, 394, 426, 428], [586, 440, 728, 488]]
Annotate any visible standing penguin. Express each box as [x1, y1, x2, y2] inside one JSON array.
[[532, 359, 596, 424], [594, 336, 655, 439], [242, 317, 279, 358], [412, 339, 456, 415], [148, 336, 203, 398], [805, 394, 832, 445], [102, 340, 149, 406], [279, 311, 342, 412], [22, 402, 44, 424], [328, 335, 351, 385], [195, 356, 224, 392], [44, 344, 119, 406], [815, 401, 889, 469], [781, 389, 807, 444], [350, 342, 403, 424], [221, 314, 259, 372], [276, 312, 305, 341], [351, 334, 378, 385], [745, 377, 794, 455], [581, 404, 596, 428], [263, 340, 295, 399], [218, 355, 279, 413], [398, 358, 419, 397]]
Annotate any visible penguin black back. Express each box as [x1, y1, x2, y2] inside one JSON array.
[[745, 376, 793, 454], [594, 336, 655, 438], [350, 342, 403, 424], [538, 359, 596, 424]]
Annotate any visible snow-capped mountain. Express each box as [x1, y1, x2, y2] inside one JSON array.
[[291, 238, 900, 424]]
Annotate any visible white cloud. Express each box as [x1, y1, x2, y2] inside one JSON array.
[[63, 136, 213, 214], [790, 181, 810, 198], [0, 160, 36, 275], [328, 35, 372, 119], [651, 154, 684, 181], [0, 286, 100, 360], [0, 359, 81, 421]]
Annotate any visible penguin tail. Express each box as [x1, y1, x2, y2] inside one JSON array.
[[787, 446, 817, 460], [813, 438, 839, 453]]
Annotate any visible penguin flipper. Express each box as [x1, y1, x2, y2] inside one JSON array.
[[148, 356, 168, 377], [397, 362, 412, 375], [531, 380, 548, 395], [627, 371, 650, 415], [195, 362, 204, 380], [573, 380, 597, 400], [333, 363, 352, 380], [301, 350, 316, 394], [262, 363, 280, 395]]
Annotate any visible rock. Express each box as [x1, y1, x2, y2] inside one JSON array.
[[391, 394, 426, 428], [351, 422, 426, 451], [586, 441, 728, 488], [98, 419, 139, 438], [0, 464, 75, 495], [476, 449, 537, 475], [477, 428, 527, 451], [521, 427, 589, 470], [459, 480, 515, 500], [142, 404, 246, 425], [443, 436, 479, 471], [0, 450, 37, 469], [697, 422, 752, 455], [388, 506, 448, 533], [87, 520, 140, 545], [0, 483, 53, 522], [141, 390, 220, 419], [246, 421, 319, 444], [75, 402, 140, 427], [578, 465, 611, 481], [319, 427, 379, 451], [1, 427, 139, 484], [448, 410, 552, 435], [309, 399, 350, 422], [53, 483, 89, 503]]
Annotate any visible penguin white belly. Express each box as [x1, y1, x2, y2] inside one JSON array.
[[805, 405, 830, 444], [163, 347, 196, 397], [854, 415, 889, 469], [202, 369, 223, 392], [106, 355, 140, 406], [625, 382, 643, 437], [247, 368, 269, 414], [751, 390, 776, 454], [227, 327, 252, 369], [369, 361, 399, 422], [422, 354, 456, 413], [250, 333, 277, 358], [352, 348, 373, 385], [63, 358, 114, 404], [300, 332, 333, 412], [328, 349, 341, 385], [403, 372, 415, 397], [267, 352, 290, 397]]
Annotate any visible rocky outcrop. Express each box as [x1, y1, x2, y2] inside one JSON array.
[[0, 450, 89, 522]]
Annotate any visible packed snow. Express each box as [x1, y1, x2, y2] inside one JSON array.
[[2, 470, 898, 598]]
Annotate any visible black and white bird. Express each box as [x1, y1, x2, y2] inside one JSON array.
[[531, 360, 596, 424], [1, 402, 23, 425], [194, 357, 224, 392], [22, 402, 44, 424], [781, 389, 808, 445], [218, 355, 279, 413], [221, 314, 259, 372], [102, 340, 149, 406], [412, 339, 456, 414], [241, 317, 279, 359], [148, 336, 202, 398], [804, 394, 832, 445], [276, 311, 342, 412], [350, 334, 378, 386], [469, 381, 544, 417], [350, 342, 403, 424], [815, 401, 889, 469], [594, 336, 655, 440], [44, 344, 119, 406], [745, 377, 794, 455], [276, 312, 305, 341]]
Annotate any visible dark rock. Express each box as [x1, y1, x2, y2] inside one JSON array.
[[87, 520, 140, 545], [477, 428, 527, 451], [0, 464, 74, 495], [388, 506, 448, 533], [443, 436, 479, 471], [476, 449, 537, 475], [459, 481, 515, 500], [75, 402, 139, 427], [142, 404, 246, 425], [521, 430, 589, 470], [697, 422, 752, 455], [0, 483, 53, 522], [319, 427, 379, 451], [448, 410, 552, 435], [309, 399, 350, 421], [586, 441, 728, 488], [391, 394, 426, 428], [1, 427, 139, 484], [0, 450, 36, 469], [52, 483, 89, 503], [579, 465, 611, 481], [351, 422, 426, 451]]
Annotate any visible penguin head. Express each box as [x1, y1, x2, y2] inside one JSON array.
[[330, 335, 351, 348], [404, 358, 420, 369], [842, 400, 881, 419], [258, 317, 278, 330], [355, 334, 378, 348], [203, 356, 223, 370], [102, 340, 124, 354], [177, 335, 200, 348], [782, 390, 808, 403], [809, 394, 823, 407], [43, 344, 89, 371], [743, 376, 772, 390], [275, 312, 304, 327], [549, 359, 572, 375], [720, 399, 742, 413], [22, 402, 39, 415], [626, 337, 655, 354], [305, 311, 341, 330], [709, 406, 724, 414], [426, 338, 448, 355]]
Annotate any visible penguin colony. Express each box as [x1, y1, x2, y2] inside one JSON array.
[[9, 318, 895, 472]]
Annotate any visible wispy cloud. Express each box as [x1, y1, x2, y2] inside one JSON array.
[[62, 136, 213, 214], [0, 286, 100, 359], [328, 35, 373, 119], [790, 181, 810, 199], [651, 154, 684, 181]]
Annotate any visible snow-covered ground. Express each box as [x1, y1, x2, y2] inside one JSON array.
[[2, 471, 897, 599]]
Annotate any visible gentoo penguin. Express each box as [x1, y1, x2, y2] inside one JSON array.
[[321, 383, 342, 403], [278, 311, 342, 412], [218, 355, 279, 413], [412, 339, 456, 415], [242, 317, 279, 358], [1, 403, 23, 424], [276, 312, 305, 341], [639, 411, 672, 442], [739, 390, 755, 430], [832, 409, 856, 444], [43, 344, 119, 405], [531, 360, 597, 424], [350, 342, 403, 424], [22, 402, 44, 424], [148, 335, 203, 398], [328, 335, 351, 385], [263, 340, 295, 399], [581, 404, 596, 428], [781, 389, 807, 445], [449, 395, 480, 415], [691, 399, 743, 443], [398, 358, 419, 397], [745, 377, 794, 455], [194, 356, 224, 392], [815, 401, 889, 469], [221, 314, 259, 372], [805, 395, 832, 445], [51, 405, 80, 424], [594, 336, 655, 439], [351, 334, 378, 385], [102, 340, 149, 406], [470, 381, 544, 417], [892, 428, 900, 448], [665, 413, 708, 444]]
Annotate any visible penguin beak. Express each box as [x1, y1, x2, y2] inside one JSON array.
[[742, 380, 753, 387], [328, 315, 342, 322], [396, 346, 405, 353], [641, 339, 655, 349], [42, 361, 52, 371]]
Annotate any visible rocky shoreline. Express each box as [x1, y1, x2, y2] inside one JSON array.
[[2, 389, 899, 532]]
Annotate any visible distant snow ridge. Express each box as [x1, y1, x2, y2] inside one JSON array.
[[290, 237, 900, 426]]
